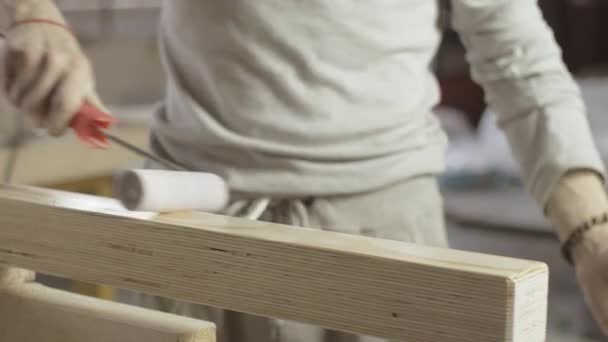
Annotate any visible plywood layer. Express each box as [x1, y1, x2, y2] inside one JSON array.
[[0, 185, 549, 341]]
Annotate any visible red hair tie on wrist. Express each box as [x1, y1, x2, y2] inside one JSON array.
[[8, 18, 73, 36]]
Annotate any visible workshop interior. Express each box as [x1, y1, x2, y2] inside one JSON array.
[[1, 1, 608, 341]]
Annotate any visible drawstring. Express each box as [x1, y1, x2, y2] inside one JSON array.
[[224, 197, 271, 220], [290, 199, 310, 227], [224, 196, 312, 342], [224, 197, 269, 220], [244, 197, 271, 220], [223, 196, 311, 227]]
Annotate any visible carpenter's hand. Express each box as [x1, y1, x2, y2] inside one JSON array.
[[2, 22, 104, 136], [572, 226, 608, 336]]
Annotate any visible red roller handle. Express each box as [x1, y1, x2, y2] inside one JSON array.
[[69, 102, 118, 148]]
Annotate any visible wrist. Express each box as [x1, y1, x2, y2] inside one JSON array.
[[8, 18, 72, 36], [571, 224, 608, 263], [546, 170, 608, 242]]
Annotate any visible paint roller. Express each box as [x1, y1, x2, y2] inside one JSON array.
[[114, 169, 228, 212], [70, 102, 229, 213]]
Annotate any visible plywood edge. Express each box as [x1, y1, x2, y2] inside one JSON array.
[[0, 184, 547, 280], [0, 282, 215, 340], [507, 264, 549, 342], [0, 184, 546, 280], [146, 211, 550, 281]]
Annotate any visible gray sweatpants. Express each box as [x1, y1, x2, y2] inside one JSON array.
[[131, 175, 447, 342]]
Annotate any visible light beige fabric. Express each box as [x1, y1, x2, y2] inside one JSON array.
[[133, 175, 446, 342], [451, 0, 605, 206], [152, 0, 604, 208]]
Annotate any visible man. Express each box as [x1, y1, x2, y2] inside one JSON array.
[[2, 0, 608, 341]]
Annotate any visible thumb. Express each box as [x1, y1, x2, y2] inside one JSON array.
[[46, 89, 107, 137], [85, 91, 111, 115]]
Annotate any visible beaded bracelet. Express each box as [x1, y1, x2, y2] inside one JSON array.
[[561, 212, 608, 264]]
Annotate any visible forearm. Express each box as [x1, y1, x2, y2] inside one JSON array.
[[1, 0, 65, 24], [451, 0, 605, 206], [547, 171, 608, 242]]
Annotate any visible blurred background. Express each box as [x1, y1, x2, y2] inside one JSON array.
[[1, 1, 608, 341]]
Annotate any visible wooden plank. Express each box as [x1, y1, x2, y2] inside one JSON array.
[[0, 281, 215, 342], [0, 185, 549, 341]]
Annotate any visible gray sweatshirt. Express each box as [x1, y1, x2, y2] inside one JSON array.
[[151, 0, 604, 206]]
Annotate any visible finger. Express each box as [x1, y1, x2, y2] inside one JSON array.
[[4, 49, 24, 94], [19, 52, 69, 115], [81, 93, 113, 147], [85, 92, 110, 114], [6, 46, 44, 107], [44, 69, 91, 136]]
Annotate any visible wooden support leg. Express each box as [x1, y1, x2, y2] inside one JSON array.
[[0, 276, 216, 342]]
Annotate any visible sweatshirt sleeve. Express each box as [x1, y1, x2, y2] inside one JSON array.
[[450, 0, 605, 207]]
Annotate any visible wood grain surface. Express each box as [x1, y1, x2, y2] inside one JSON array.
[[0, 185, 549, 341]]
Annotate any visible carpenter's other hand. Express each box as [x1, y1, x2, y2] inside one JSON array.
[[572, 226, 608, 336], [3, 21, 104, 136]]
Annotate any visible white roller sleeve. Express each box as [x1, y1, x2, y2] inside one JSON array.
[[114, 169, 229, 212]]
